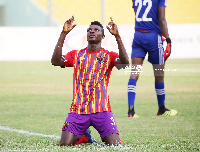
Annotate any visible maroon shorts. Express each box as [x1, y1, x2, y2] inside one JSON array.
[[62, 111, 119, 141]]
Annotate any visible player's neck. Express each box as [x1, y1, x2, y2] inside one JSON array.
[[87, 43, 101, 52]]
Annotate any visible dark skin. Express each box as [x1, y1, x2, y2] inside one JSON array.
[[51, 16, 129, 67], [52, 16, 128, 146], [130, 7, 170, 83]]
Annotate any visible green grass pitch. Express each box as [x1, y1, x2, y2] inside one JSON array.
[[0, 59, 199, 151]]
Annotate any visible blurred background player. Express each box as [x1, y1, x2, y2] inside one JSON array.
[[128, 0, 178, 117], [51, 16, 129, 146]]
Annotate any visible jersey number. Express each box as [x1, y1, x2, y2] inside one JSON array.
[[135, 0, 152, 22]]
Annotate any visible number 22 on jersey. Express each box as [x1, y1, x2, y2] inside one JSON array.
[[135, 0, 152, 22]]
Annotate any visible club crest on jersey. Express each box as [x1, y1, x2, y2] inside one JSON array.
[[63, 122, 69, 129], [97, 56, 104, 64]]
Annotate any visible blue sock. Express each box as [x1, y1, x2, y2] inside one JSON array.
[[155, 82, 165, 107], [128, 79, 137, 109], [84, 128, 91, 139]]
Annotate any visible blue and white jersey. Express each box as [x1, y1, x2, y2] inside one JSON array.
[[132, 0, 167, 34]]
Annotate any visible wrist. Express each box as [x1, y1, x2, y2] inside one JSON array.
[[114, 34, 120, 39], [166, 38, 171, 44], [61, 30, 69, 35]]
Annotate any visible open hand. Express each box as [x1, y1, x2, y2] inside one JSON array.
[[63, 16, 77, 33], [106, 17, 119, 36]]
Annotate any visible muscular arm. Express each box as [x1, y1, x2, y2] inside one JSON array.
[[158, 7, 172, 61], [51, 31, 68, 66], [51, 16, 76, 66], [158, 6, 169, 38], [115, 34, 129, 66], [106, 18, 129, 68]]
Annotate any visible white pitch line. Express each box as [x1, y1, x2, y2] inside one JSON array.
[[0, 126, 60, 139], [0, 126, 135, 150]]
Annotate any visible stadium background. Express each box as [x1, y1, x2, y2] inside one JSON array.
[[1, 0, 200, 26], [0, 0, 200, 60], [0, 1, 199, 151]]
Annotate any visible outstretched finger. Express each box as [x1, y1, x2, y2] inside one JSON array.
[[106, 24, 113, 30], [71, 15, 75, 21], [67, 16, 75, 23], [106, 25, 110, 30], [110, 17, 113, 22]]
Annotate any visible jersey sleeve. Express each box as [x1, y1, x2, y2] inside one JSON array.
[[109, 51, 119, 67], [61, 50, 77, 67], [159, 0, 167, 7]]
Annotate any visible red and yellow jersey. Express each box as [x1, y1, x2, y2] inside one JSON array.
[[62, 47, 119, 114]]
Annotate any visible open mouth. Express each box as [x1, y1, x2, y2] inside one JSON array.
[[89, 35, 95, 38]]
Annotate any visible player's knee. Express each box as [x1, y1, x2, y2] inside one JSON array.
[[60, 140, 74, 146], [104, 133, 120, 146], [105, 139, 120, 146]]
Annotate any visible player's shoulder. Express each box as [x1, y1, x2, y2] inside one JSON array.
[[104, 49, 119, 60], [80, 48, 87, 52], [66, 49, 77, 56], [108, 51, 119, 57], [67, 49, 78, 53], [74, 48, 86, 55], [101, 48, 118, 55]]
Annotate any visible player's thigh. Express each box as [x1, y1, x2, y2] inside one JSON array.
[[61, 112, 90, 142], [91, 111, 119, 142], [144, 33, 165, 65], [148, 48, 165, 65], [131, 31, 147, 59], [131, 34, 146, 80], [131, 43, 146, 59]]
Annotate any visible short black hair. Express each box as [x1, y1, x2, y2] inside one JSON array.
[[91, 21, 103, 29], [90, 21, 104, 35]]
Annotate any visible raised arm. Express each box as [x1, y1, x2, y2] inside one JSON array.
[[51, 16, 76, 66], [106, 17, 129, 68]]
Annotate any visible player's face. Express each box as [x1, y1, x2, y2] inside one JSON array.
[[87, 25, 105, 44]]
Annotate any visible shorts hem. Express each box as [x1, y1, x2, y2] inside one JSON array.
[[62, 128, 82, 140]]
